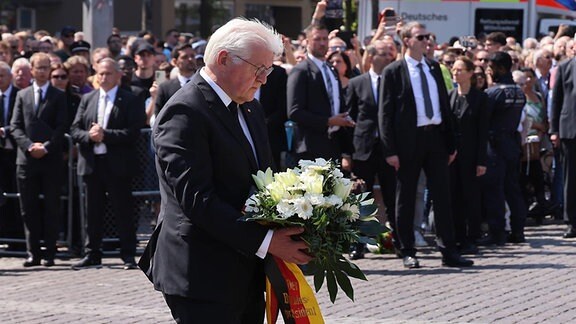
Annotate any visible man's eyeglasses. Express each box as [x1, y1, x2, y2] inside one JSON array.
[[329, 46, 347, 52], [234, 55, 274, 78], [414, 34, 430, 41], [477, 57, 489, 62], [51, 74, 68, 80]]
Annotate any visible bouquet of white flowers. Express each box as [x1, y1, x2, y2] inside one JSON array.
[[242, 158, 382, 304]]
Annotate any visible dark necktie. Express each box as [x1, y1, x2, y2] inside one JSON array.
[[322, 63, 335, 114], [35, 88, 43, 112], [376, 76, 381, 103], [228, 101, 258, 168], [0, 94, 5, 126], [417, 63, 434, 119]]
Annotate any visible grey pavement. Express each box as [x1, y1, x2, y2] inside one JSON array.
[[1, 221, 575, 324]]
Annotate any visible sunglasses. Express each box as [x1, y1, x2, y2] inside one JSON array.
[[478, 58, 489, 62], [414, 34, 430, 41], [51, 74, 68, 80]]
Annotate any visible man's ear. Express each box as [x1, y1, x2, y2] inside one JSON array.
[[216, 50, 229, 66]]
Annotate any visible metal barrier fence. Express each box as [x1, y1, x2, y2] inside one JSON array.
[[0, 134, 75, 257], [0, 129, 160, 257]]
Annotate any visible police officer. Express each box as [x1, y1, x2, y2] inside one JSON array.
[[479, 51, 527, 245]]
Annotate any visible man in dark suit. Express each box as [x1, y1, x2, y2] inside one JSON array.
[[379, 22, 473, 268], [287, 22, 355, 165], [346, 39, 398, 259], [10, 52, 67, 267], [551, 43, 576, 239], [138, 19, 312, 323], [0, 61, 23, 245], [256, 64, 288, 170], [70, 58, 145, 270], [153, 43, 197, 117]]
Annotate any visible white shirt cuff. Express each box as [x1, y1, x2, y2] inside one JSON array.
[[255, 229, 274, 259]]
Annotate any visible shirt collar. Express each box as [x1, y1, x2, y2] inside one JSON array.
[[405, 54, 427, 68], [368, 69, 379, 81], [99, 85, 119, 103], [0, 84, 13, 98], [177, 74, 191, 87], [33, 82, 49, 95], [199, 67, 233, 107], [308, 53, 326, 71]]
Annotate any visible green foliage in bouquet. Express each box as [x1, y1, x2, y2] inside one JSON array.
[[240, 159, 384, 303]]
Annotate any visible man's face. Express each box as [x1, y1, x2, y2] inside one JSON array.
[[537, 50, 552, 73], [475, 50, 489, 68], [13, 66, 32, 89], [97, 61, 121, 91], [31, 58, 51, 85], [68, 63, 88, 87], [61, 33, 74, 47], [135, 51, 155, 70], [327, 38, 346, 57], [108, 36, 123, 53], [0, 68, 12, 91], [371, 41, 396, 72], [174, 48, 197, 74], [405, 27, 429, 57], [0, 48, 12, 64], [484, 40, 499, 54], [118, 59, 135, 84], [307, 28, 329, 59], [167, 32, 179, 46], [222, 46, 274, 104]]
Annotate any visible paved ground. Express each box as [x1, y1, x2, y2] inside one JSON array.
[[1, 220, 575, 324]]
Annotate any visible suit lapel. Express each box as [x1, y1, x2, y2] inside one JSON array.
[[35, 86, 49, 117], [400, 60, 417, 109], [308, 59, 332, 115], [240, 102, 270, 170], [364, 74, 377, 106], [194, 75, 259, 172]]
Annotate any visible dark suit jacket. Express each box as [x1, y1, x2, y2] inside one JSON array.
[[154, 78, 182, 116], [347, 73, 379, 161], [378, 58, 455, 160], [139, 73, 274, 311], [287, 58, 349, 159], [10, 85, 67, 166], [70, 87, 146, 177], [551, 58, 576, 139], [1, 86, 19, 148], [259, 65, 287, 169], [448, 87, 489, 167]]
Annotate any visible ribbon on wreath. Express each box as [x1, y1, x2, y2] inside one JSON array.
[[265, 256, 324, 324]]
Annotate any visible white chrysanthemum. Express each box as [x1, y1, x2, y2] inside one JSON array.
[[342, 203, 360, 221], [332, 168, 343, 179], [292, 197, 313, 219], [324, 194, 343, 207], [276, 200, 295, 219], [305, 192, 325, 206]]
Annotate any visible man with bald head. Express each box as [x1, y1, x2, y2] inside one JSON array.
[[70, 58, 146, 270]]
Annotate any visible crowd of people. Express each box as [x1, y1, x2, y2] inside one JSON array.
[[0, 1, 575, 274]]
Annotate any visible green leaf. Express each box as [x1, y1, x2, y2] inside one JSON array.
[[313, 269, 325, 292], [338, 259, 367, 281], [333, 269, 354, 301], [359, 204, 378, 217], [357, 220, 386, 237], [358, 236, 377, 245], [325, 269, 338, 303]]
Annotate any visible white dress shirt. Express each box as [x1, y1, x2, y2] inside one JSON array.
[[308, 53, 340, 116], [405, 54, 442, 126], [93, 86, 119, 155]]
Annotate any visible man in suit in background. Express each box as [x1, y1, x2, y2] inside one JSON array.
[[346, 39, 398, 259], [256, 64, 288, 170], [70, 58, 145, 270], [154, 43, 197, 117], [138, 19, 312, 323], [551, 42, 576, 239], [379, 22, 473, 268], [0, 61, 23, 246], [10, 52, 67, 267], [287, 22, 355, 165]]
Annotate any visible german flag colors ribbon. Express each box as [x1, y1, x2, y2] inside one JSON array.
[[265, 256, 324, 324]]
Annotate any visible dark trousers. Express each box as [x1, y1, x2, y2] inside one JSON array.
[[482, 150, 526, 235], [396, 127, 455, 257], [450, 157, 482, 244], [353, 143, 398, 246], [0, 149, 24, 240], [84, 156, 136, 260], [16, 162, 62, 259], [163, 293, 264, 324], [562, 139, 576, 226]]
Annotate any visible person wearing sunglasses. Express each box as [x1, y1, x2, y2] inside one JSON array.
[[379, 21, 473, 269], [533, 48, 553, 104]]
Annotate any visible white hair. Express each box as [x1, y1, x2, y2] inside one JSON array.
[[11, 57, 31, 73], [203, 17, 283, 66]]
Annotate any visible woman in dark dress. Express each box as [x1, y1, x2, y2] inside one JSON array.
[[449, 56, 489, 254]]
